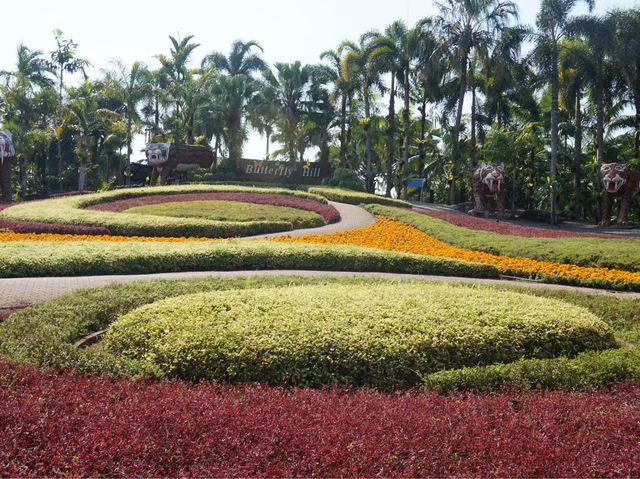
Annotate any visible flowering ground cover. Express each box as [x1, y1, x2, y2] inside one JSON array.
[[271, 216, 640, 290], [414, 206, 629, 239], [364, 205, 640, 273], [1, 360, 639, 478], [88, 191, 341, 223]]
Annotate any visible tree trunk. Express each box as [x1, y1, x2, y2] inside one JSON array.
[[57, 69, 64, 191], [449, 52, 468, 205], [550, 45, 559, 225], [573, 90, 583, 220], [401, 69, 410, 199], [265, 131, 271, 158], [471, 84, 477, 168], [385, 73, 396, 197], [364, 85, 374, 194], [126, 114, 133, 187], [339, 93, 347, 167], [595, 78, 605, 223], [419, 96, 427, 177]]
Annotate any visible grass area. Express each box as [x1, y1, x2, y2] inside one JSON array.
[[308, 187, 412, 208], [367, 205, 640, 272], [1, 276, 636, 392], [0, 238, 498, 278], [0, 185, 329, 238], [124, 200, 325, 229]]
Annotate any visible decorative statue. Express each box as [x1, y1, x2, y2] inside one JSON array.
[[145, 143, 214, 185], [470, 162, 505, 219], [0, 130, 15, 202], [599, 162, 639, 226]]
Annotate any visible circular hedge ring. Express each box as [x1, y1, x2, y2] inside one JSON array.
[[104, 283, 615, 388]]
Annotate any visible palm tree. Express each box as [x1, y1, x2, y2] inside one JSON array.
[[610, 9, 640, 158], [201, 40, 267, 168], [342, 34, 385, 193], [49, 29, 90, 190], [105, 60, 150, 185], [318, 48, 354, 167], [533, 0, 594, 224], [6, 44, 55, 88], [436, 0, 518, 204], [264, 61, 313, 163]]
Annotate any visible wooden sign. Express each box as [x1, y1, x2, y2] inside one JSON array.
[[237, 159, 331, 184]]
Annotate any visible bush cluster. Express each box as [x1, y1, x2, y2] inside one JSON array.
[[0, 218, 110, 235], [308, 187, 412, 208], [104, 283, 614, 388], [0, 185, 332, 238], [0, 239, 498, 278]]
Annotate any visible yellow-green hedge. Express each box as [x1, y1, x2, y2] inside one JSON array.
[[105, 283, 615, 389]]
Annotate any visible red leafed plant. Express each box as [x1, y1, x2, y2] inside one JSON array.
[[414, 207, 633, 239], [0, 218, 110, 235], [1, 360, 638, 478], [87, 192, 341, 223]]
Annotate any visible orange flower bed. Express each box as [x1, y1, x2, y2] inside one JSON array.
[[0, 232, 218, 243], [271, 216, 640, 286]]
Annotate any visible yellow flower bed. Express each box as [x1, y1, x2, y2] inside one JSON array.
[[0, 232, 218, 243], [271, 216, 640, 286]]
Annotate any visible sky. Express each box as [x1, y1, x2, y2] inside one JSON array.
[[2, 0, 638, 159]]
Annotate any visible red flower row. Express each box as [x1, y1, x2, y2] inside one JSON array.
[[0, 218, 109, 236], [88, 192, 341, 223], [1, 360, 638, 478], [414, 207, 630, 239]]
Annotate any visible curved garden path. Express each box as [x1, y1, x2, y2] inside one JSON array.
[[1, 201, 639, 310]]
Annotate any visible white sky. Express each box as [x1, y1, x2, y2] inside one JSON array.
[[2, 0, 637, 159]]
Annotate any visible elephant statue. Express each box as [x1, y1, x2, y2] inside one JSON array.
[[470, 162, 505, 219], [145, 143, 214, 186], [0, 130, 15, 202], [599, 162, 639, 226]]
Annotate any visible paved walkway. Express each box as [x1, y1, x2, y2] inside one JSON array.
[[249, 201, 374, 238], [1, 270, 638, 310]]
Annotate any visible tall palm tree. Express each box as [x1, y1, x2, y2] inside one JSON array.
[[264, 61, 313, 163], [318, 48, 354, 167], [342, 34, 385, 193], [436, 0, 518, 204], [534, 0, 594, 224], [49, 29, 90, 190], [611, 8, 640, 158], [106, 60, 150, 184], [201, 40, 267, 168]]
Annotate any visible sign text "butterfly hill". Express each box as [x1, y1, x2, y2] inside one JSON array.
[[244, 163, 323, 178]]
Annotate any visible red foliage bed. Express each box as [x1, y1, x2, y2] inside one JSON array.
[[1, 360, 638, 478], [87, 192, 342, 224], [414, 207, 631, 240]]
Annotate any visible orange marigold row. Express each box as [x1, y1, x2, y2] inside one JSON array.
[[0, 232, 218, 242], [270, 216, 640, 285]]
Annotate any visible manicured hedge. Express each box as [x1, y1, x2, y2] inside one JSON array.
[[124, 200, 326, 229], [105, 283, 614, 388], [1, 277, 635, 393], [366, 205, 640, 272], [0, 185, 332, 238], [0, 218, 110, 235], [2, 360, 640, 478], [309, 187, 412, 208], [0, 239, 499, 278]]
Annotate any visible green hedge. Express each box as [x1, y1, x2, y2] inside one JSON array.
[[104, 284, 614, 388], [423, 348, 640, 393], [309, 187, 412, 208], [366, 205, 640, 273], [1, 278, 622, 392], [0, 239, 499, 278], [0, 185, 330, 238], [124, 200, 325, 229]]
